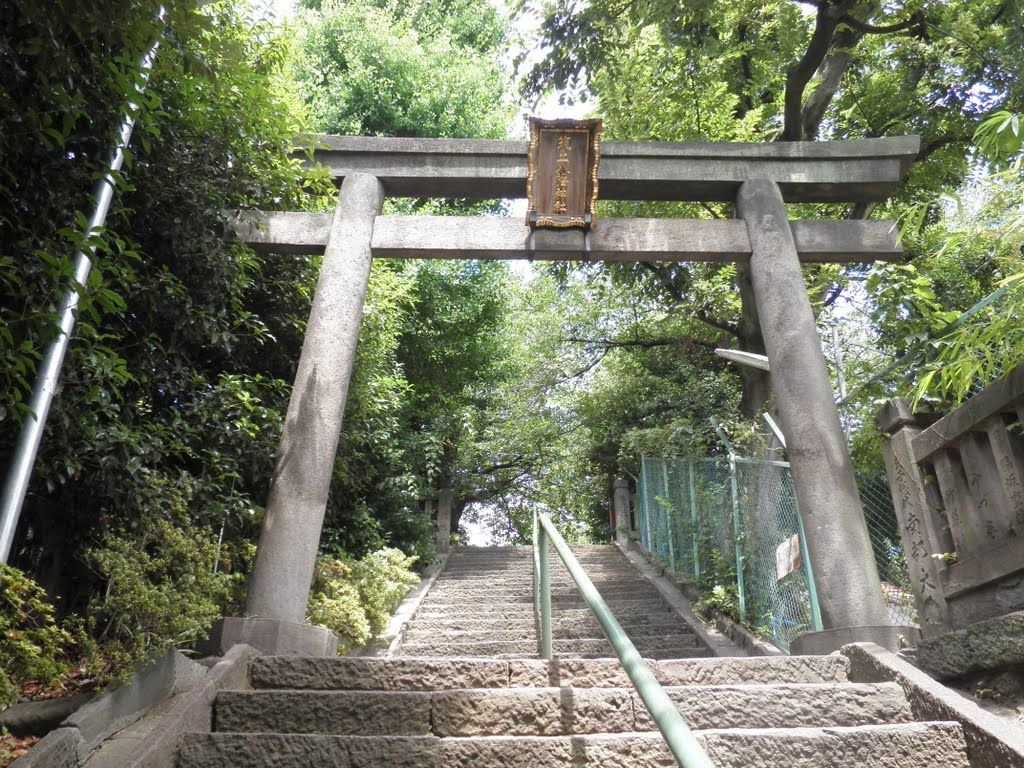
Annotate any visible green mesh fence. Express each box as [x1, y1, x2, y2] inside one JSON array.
[[858, 472, 916, 627], [638, 454, 915, 650]]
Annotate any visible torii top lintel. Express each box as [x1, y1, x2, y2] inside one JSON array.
[[300, 134, 920, 204]]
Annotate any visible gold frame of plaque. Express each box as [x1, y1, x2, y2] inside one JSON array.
[[525, 117, 602, 230]]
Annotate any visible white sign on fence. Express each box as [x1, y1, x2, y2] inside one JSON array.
[[776, 534, 803, 580]]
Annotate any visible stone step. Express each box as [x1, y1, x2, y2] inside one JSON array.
[[414, 598, 671, 614], [214, 682, 911, 737], [249, 655, 851, 691], [397, 639, 710, 658], [401, 628, 696, 646], [404, 621, 691, 640], [407, 614, 689, 633], [178, 722, 969, 767], [422, 585, 662, 600]]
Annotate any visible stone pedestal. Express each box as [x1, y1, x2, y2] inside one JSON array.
[[436, 479, 453, 555], [613, 479, 632, 544], [790, 625, 920, 655], [201, 618, 338, 657]]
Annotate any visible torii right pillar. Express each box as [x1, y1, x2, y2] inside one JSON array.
[[737, 179, 914, 654]]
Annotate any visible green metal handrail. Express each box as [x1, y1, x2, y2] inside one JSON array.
[[532, 511, 716, 768]]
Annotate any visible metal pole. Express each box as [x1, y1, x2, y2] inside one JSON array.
[[762, 413, 823, 631], [538, 520, 553, 660], [729, 454, 746, 622], [661, 461, 676, 570], [0, 14, 165, 564], [642, 458, 654, 550], [796, 506, 824, 632], [537, 513, 716, 768], [688, 460, 700, 581], [711, 419, 746, 622]]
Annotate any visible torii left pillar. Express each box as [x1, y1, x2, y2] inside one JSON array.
[[206, 173, 383, 656]]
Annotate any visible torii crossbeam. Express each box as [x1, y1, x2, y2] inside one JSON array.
[[227, 134, 920, 658]]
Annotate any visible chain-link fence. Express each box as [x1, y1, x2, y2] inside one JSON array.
[[637, 453, 915, 651]]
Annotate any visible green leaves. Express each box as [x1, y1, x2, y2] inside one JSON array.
[[0, 565, 74, 707], [976, 111, 1024, 160], [293, 0, 513, 139]]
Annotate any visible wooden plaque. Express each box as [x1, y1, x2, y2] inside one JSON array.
[[526, 117, 602, 229]]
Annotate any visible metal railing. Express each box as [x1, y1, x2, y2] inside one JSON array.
[[532, 511, 716, 768]]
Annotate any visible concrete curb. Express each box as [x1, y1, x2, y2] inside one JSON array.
[[842, 641, 1024, 768], [614, 541, 748, 658], [368, 558, 446, 657], [108, 643, 260, 768], [11, 649, 208, 767], [711, 613, 787, 657]]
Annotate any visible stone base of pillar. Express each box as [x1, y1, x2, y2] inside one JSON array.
[[790, 625, 921, 656], [200, 617, 338, 657]]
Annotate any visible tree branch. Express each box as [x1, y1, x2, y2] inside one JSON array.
[[799, 24, 863, 139], [696, 308, 739, 337], [565, 336, 717, 350], [781, 0, 858, 141], [842, 11, 923, 35], [922, 20, 995, 70]]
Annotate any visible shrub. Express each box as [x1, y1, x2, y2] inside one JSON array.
[[0, 565, 72, 708], [306, 548, 418, 654], [82, 475, 232, 683]]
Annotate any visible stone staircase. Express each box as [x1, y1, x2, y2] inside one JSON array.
[[176, 545, 973, 767], [399, 545, 709, 659]]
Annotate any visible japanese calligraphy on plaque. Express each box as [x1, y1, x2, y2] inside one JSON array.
[[526, 117, 602, 229]]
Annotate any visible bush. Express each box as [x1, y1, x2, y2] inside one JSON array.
[[306, 548, 418, 654], [82, 474, 233, 683], [0, 565, 72, 708]]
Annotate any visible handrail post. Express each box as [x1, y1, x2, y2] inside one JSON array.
[[538, 518, 553, 660], [533, 511, 539, 635]]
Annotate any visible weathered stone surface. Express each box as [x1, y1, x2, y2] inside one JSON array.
[[431, 688, 633, 736], [62, 649, 206, 747], [201, 617, 337, 657], [943, 544, 1024, 627], [215, 690, 431, 735], [239, 213, 902, 264], [654, 656, 849, 686], [0, 692, 95, 736], [400, 637, 704, 659], [739, 178, 889, 630], [916, 611, 1024, 680], [439, 734, 574, 767], [700, 723, 969, 768], [302, 134, 920, 203], [435, 725, 967, 768], [633, 683, 911, 730], [843, 642, 1024, 768], [911, 365, 1024, 462], [250, 656, 512, 691], [177, 734, 439, 768], [245, 173, 385, 623], [107, 642, 258, 768], [9, 727, 82, 768]]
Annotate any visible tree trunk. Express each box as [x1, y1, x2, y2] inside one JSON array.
[[736, 262, 770, 417]]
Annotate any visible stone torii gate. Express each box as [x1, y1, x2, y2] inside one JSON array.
[[221, 132, 919, 656]]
